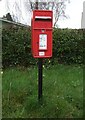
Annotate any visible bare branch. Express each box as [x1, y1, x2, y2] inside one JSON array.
[[5, 0, 70, 27]]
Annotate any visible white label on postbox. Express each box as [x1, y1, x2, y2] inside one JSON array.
[[39, 52, 45, 56], [39, 34, 47, 50]]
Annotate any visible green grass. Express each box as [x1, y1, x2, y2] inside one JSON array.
[[2, 64, 83, 118]]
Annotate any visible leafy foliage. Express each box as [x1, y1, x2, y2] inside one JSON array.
[[2, 27, 84, 68], [53, 28, 83, 64]]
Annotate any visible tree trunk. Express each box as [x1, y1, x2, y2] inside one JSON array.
[[35, 0, 38, 9]]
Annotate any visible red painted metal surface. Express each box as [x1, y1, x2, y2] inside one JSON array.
[[31, 10, 53, 58]]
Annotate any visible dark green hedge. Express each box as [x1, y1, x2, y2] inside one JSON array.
[[53, 28, 84, 64], [2, 27, 36, 67], [2, 27, 84, 68]]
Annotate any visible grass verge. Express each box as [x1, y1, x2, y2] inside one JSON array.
[[2, 64, 83, 118]]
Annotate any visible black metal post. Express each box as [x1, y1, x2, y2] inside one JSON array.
[[38, 58, 43, 100], [35, 0, 43, 101]]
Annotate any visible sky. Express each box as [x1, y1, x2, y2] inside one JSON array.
[[0, 0, 84, 29], [58, 0, 84, 29]]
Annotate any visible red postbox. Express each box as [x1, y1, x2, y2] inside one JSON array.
[[31, 10, 53, 58]]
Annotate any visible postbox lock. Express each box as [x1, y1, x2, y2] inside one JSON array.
[[42, 30, 45, 33]]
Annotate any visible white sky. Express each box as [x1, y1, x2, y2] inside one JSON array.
[[0, 0, 84, 29], [58, 0, 84, 29]]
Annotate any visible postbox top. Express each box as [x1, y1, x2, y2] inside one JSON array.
[[32, 10, 53, 29], [33, 10, 53, 12], [32, 10, 53, 18]]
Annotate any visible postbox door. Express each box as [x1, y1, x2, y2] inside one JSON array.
[[32, 29, 52, 57]]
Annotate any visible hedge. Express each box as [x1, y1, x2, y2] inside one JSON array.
[[2, 27, 84, 68], [53, 28, 84, 64]]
